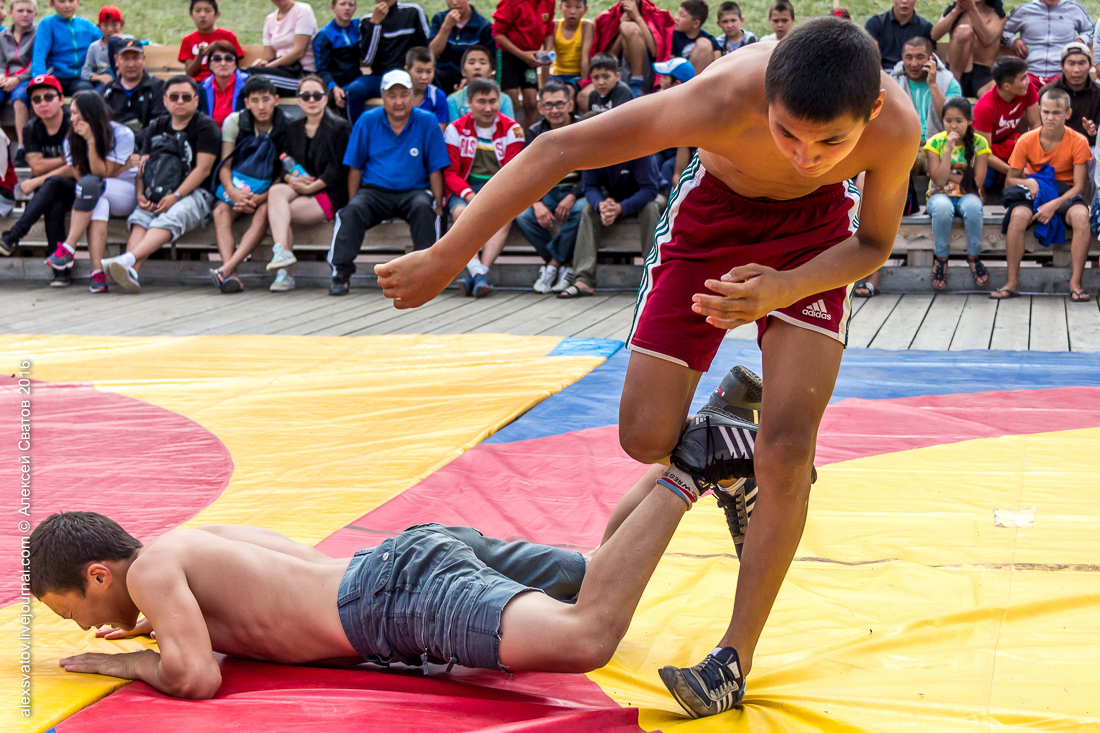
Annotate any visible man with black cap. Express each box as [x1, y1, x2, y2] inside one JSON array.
[[1040, 41, 1100, 147], [103, 38, 167, 148], [327, 69, 448, 295]]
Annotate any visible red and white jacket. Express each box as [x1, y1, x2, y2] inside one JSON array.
[[443, 112, 525, 200]]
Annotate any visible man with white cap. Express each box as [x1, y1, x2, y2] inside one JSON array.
[[328, 69, 449, 295], [1040, 41, 1100, 147]]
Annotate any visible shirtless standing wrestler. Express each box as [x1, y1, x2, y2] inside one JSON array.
[[374, 16, 921, 717], [32, 464, 736, 701]]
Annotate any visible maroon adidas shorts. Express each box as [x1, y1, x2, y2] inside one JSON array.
[[627, 160, 861, 373]]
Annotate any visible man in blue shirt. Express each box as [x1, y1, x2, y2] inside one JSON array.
[[329, 69, 449, 295], [557, 147, 661, 298]]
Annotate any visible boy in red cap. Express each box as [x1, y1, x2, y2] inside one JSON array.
[[81, 5, 125, 89]]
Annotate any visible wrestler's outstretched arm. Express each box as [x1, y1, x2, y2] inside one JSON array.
[[496, 467, 689, 673], [375, 72, 714, 308], [61, 544, 223, 699]]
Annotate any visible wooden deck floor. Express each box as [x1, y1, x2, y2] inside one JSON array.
[[3, 283, 1098, 351]]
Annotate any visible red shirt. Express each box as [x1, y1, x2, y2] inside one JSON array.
[[179, 29, 246, 82], [973, 84, 1038, 159], [492, 0, 555, 51], [211, 75, 238, 127]]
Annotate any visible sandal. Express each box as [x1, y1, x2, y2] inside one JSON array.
[[967, 256, 989, 286], [1071, 289, 1092, 302], [220, 274, 244, 294], [931, 256, 948, 290], [989, 287, 1019, 300], [852, 281, 878, 298], [556, 284, 593, 299]]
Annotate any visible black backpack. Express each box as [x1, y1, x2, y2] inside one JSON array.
[[142, 132, 191, 203]]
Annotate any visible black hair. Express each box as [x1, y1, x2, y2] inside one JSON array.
[[461, 44, 494, 70], [940, 96, 978, 195], [206, 39, 239, 62], [992, 56, 1028, 87], [406, 46, 433, 68], [717, 1, 742, 18], [590, 53, 619, 75], [903, 35, 935, 55], [769, 0, 794, 19], [67, 91, 116, 178], [562, 0, 588, 6], [165, 74, 200, 95], [1040, 86, 1071, 111], [190, 0, 218, 12], [243, 74, 278, 98], [29, 512, 142, 598], [680, 0, 708, 24], [538, 78, 572, 100], [467, 76, 501, 101], [764, 17, 880, 122]]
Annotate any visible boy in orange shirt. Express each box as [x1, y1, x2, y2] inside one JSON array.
[[997, 86, 1092, 301]]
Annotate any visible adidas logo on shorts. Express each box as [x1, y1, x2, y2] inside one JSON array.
[[802, 298, 832, 321]]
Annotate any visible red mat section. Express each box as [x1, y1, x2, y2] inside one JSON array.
[[56, 386, 1100, 733], [0, 378, 232, 605]]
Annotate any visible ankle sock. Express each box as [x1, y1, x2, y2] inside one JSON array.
[[118, 252, 136, 268], [466, 258, 489, 277], [61, 243, 75, 254], [658, 465, 700, 507]]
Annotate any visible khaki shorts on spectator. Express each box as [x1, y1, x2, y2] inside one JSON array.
[[127, 189, 215, 242]]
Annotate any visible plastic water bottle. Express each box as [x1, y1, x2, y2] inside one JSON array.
[[280, 153, 308, 178]]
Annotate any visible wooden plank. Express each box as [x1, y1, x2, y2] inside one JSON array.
[[989, 295, 1031, 351], [1066, 296, 1100, 352], [197, 290, 343, 336], [910, 294, 965, 350], [342, 290, 472, 335], [1029, 296, 1069, 352], [520, 293, 620, 336], [462, 293, 571, 334], [575, 303, 637, 340], [271, 292, 401, 335], [949, 294, 998, 350], [6, 285, 185, 334], [382, 290, 527, 334], [845, 293, 901, 348], [522, 293, 633, 337], [868, 294, 933, 350]]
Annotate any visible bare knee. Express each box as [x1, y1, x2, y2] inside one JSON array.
[[952, 24, 974, 45], [1068, 206, 1088, 229], [618, 414, 681, 464], [755, 427, 815, 498], [618, 20, 641, 39], [1008, 207, 1031, 232]]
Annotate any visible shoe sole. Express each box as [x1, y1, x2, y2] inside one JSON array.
[[266, 255, 297, 271], [731, 365, 763, 405], [270, 282, 295, 292], [107, 261, 140, 293], [474, 285, 492, 298], [45, 258, 75, 271], [658, 667, 705, 719], [49, 279, 71, 288]]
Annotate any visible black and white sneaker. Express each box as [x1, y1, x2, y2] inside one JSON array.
[[671, 410, 758, 492], [659, 646, 746, 718]]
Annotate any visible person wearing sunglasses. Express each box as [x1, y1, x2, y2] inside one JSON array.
[[198, 40, 251, 128], [0, 75, 77, 287], [264, 75, 352, 291], [102, 39, 168, 149], [515, 79, 584, 295], [100, 76, 221, 294]]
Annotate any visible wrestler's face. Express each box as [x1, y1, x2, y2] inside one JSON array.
[[768, 95, 884, 178], [40, 566, 141, 633]]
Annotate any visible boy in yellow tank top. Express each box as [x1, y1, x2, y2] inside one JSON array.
[[544, 0, 593, 93]]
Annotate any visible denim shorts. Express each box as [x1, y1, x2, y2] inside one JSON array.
[[337, 523, 586, 671]]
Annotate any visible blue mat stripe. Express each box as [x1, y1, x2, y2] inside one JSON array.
[[489, 341, 1100, 444]]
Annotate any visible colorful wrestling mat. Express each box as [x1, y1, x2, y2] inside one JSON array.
[[1, 333, 1098, 732]]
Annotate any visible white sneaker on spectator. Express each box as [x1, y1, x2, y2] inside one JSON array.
[[533, 264, 558, 293], [267, 243, 297, 271], [552, 266, 574, 293], [269, 269, 295, 291]]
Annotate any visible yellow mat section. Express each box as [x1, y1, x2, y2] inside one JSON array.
[[0, 334, 605, 733], [589, 428, 1100, 732]]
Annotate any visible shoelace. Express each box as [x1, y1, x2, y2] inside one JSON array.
[[694, 653, 742, 699]]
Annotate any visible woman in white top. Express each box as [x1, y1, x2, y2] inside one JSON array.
[[59, 91, 138, 293], [249, 0, 319, 95]]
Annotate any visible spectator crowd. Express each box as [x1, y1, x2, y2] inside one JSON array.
[[0, 0, 1096, 302]]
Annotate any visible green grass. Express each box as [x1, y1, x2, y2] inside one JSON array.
[[62, 0, 1100, 47]]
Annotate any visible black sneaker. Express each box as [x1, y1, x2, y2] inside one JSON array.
[[49, 268, 71, 288], [659, 646, 746, 718], [671, 409, 758, 492], [705, 366, 761, 558], [0, 230, 16, 257], [329, 276, 349, 296], [12, 145, 25, 168]]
